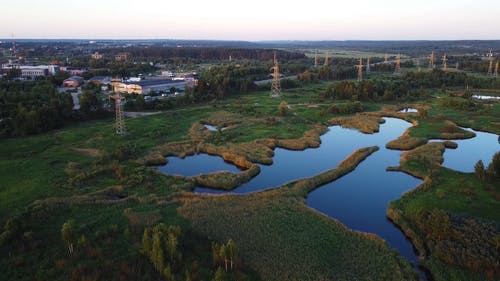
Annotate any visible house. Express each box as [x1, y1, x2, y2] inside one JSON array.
[[63, 76, 84, 87], [114, 52, 129, 62], [91, 52, 103, 60]]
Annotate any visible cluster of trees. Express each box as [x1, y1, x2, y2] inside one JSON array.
[[316, 69, 500, 103], [189, 65, 261, 102], [328, 101, 363, 114], [321, 80, 418, 102], [0, 81, 73, 136], [0, 81, 109, 136], [211, 239, 238, 272], [142, 224, 182, 280], [297, 66, 358, 82], [412, 208, 500, 275], [474, 152, 500, 182], [122, 47, 305, 61]]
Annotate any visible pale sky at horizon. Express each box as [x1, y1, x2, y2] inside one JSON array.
[[1, 0, 499, 40]]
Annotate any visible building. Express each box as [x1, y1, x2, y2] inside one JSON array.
[[20, 66, 48, 79], [88, 76, 111, 85], [63, 76, 84, 87], [161, 70, 175, 77], [91, 52, 103, 60], [113, 79, 186, 95], [114, 52, 129, 62]]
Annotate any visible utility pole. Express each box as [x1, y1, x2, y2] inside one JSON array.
[[488, 49, 493, 76], [442, 54, 448, 71], [111, 92, 126, 135], [357, 58, 363, 82], [429, 51, 435, 69], [314, 50, 318, 68], [270, 51, 281, 98], [394, 54, 401, 74]]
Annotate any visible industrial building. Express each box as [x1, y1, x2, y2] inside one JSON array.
[[112, 79, 186, 95], [1, 64, 60, 79]]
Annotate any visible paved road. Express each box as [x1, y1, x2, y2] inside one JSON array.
[[71, 92, 80, 110], [254, 75, 298, 85]]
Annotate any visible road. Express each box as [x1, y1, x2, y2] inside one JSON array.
[[254, 75, 297, 85], [71, 92, 80, 110]]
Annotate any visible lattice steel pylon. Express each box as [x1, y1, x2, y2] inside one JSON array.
[[488, 49, 494, 76], [384, 54, 388, 64], [429, 51, 435, 69], [495, 61, 499, 77], [366, 57, 370, 73], [394, 54, 401, 74], [416, 59, 421, 72], [111, 92, 126, 135], [270, 52, 281, 98], [442, 54, 448, 71], [357, 58, 363, 82], [324, 51, 329, 66], [314, 50, 318, 68]]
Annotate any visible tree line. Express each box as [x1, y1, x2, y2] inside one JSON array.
[[0, 81, 108, 137]]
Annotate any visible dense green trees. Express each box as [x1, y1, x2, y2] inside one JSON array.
[[0, 81, 111, 136], [474, 160, 486, 182], [141, 224, 182, 278]]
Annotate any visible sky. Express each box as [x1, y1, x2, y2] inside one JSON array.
[[1, 0, 499, 40]]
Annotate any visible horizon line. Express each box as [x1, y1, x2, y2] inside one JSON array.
[[2, 38, 500, 42]]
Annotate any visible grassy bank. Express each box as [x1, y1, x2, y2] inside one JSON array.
[[387, 141, 500, 281]]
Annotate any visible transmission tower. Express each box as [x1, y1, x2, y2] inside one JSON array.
[[442, 54, 448, 71], [394, 54, 401, 74], [270, 52, 281, 98], [488, 49, 493, 76], [11, 33, 16, 58], [314, 50, 318, 68], [495, 61, 499, 77], [384, 54, 388, 64], [416, 59, 421, 72], [357, 58, 363, 82], [366, 57, 370, 73], [111, 92, 126, 135], [324, 51, 329, 66], [429, 51, 435, 69]]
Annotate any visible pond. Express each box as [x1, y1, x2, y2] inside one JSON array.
[[472, 94, 500, 100], [432, 128, 499, 172], [157, 153, 243, 177], [398, 107, 418, 113], [204, 124, 227, 131]]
